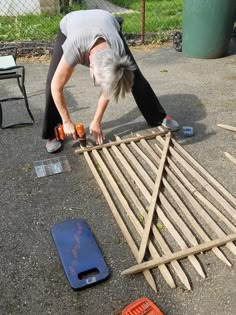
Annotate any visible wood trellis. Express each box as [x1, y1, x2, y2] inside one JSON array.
[[75, 129, 236, 292]]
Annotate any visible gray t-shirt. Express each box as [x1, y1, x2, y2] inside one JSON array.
[[60, 9, 126, 67]]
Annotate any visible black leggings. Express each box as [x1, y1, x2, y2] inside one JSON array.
[[42, 29, 166, 139], [119, 32, 166, 126], [42, 29, 66, 139]]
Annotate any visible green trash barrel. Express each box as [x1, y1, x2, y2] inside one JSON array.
[[182, 0, 236, 59]]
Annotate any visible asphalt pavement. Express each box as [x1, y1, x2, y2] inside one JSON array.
[[0, 38, 236, 315]]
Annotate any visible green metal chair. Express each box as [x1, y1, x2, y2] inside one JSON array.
[[0, 46, 34, 128]]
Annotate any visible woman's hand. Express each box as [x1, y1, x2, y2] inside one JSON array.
[[63, 120, 77, 140], [89, 95, 109, 145], [89, 120, 105, 145]]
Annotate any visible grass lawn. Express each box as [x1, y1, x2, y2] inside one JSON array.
[[0, 14, 62, 41], [111, 0, 183, 33], [0, 0, 183, 42]]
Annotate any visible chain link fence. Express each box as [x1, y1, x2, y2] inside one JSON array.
[[0, 0, 183, 54]]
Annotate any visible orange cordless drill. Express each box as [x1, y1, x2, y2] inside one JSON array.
[[54, 122, 87, 147]]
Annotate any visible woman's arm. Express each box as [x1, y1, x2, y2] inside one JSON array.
[[90, 94, 109, 144], [51, 55, 77, 139]]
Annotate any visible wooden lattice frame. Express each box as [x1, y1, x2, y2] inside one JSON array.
[[76, 129, 236, 292]]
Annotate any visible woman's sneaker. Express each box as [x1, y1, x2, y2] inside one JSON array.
[[46, 138, 62, 153], [162, 115, 179, 131]]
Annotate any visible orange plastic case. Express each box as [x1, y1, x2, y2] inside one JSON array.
[[122, 297, 164, 315]]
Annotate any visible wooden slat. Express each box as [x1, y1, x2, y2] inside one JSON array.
[[75, 130, 167, 154], [83, 151, 158, 292], [139, 138, 232, 266], [138, 132, 171, 263], [122, 233, 236, 276]]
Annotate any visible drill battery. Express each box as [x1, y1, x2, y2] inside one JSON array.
[[54, 123, 87, 147], [54, 124, 66, 141], [75, 123, 86, 147]]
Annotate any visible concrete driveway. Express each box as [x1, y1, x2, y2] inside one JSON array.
[[0, 38, 236, 315]]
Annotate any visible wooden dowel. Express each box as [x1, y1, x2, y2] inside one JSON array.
[[83, 151, 158, 292], [122, 233, 236, 276], [75, 130, 167, 154], [138, 132, 171, 263]]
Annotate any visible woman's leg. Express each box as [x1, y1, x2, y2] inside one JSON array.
[[42, 29, 66, 139], [119, 32, 166, 127]]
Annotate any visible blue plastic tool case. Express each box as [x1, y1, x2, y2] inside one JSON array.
[[51, 218, 109, 289]]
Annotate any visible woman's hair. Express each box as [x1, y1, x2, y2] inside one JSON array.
[[92, 49, 136, 102]]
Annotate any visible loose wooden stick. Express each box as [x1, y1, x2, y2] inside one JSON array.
[[122, 233, 236, 276], [224, 152, 236, 167], [139, 138, 231, 266], [138, 132, 171, 263], [111, 144, 191, 290], [75, 130, 167, 154], [83, 151, 158, 292], [217, 124, 236, 132], [102, 147, 176, 289]]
